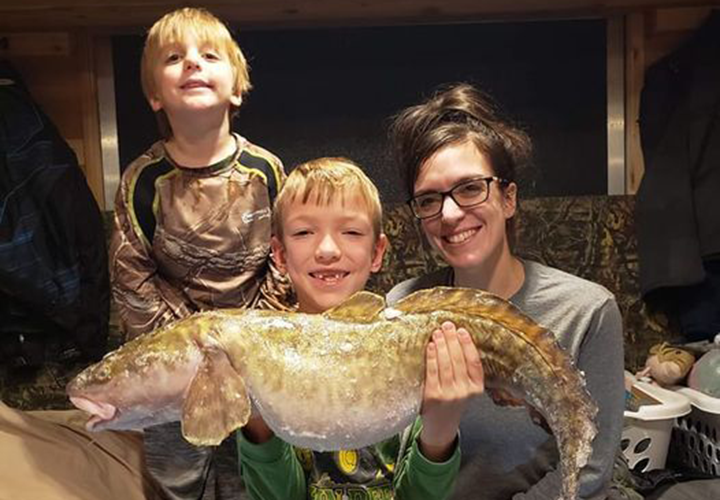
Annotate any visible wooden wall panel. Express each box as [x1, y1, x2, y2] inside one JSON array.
[[624, 6, 712, 194], [0, 31, 105, 206], [625, 13, 645, 194], [0, 0, 711, 30]]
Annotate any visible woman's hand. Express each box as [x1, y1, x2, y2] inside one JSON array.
[[419, 321, 485, 462]]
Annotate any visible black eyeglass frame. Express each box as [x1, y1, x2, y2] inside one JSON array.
[[407, 176, 510, 220]]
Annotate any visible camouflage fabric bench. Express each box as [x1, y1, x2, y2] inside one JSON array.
[[0, 195, 669, 410]]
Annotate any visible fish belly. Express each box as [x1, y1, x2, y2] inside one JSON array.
[[246, 358, 423, 451]]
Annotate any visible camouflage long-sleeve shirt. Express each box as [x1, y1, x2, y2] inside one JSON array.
[[110, 134, 286, 340]]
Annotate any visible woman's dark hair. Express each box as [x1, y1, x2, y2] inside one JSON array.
[[389, 83, 532, 250], [390, 83, 532, 198]]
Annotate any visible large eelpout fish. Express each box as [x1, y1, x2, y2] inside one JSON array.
[[67, 286, 597, 500]]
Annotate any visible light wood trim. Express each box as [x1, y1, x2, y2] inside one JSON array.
[[75, 29, 106, 207], [625, 12, 645, 194]]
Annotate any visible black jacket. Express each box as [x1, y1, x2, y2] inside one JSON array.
[[636, 10, 720, 296], [0, 60, 109, 359]]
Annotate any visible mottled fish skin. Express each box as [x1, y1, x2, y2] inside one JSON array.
[[67, 287, 597, 500]]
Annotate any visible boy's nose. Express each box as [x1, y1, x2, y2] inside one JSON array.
[[184, 50, 202, 69], [316, 234, 341, 261]]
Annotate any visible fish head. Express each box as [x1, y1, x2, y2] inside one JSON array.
[[66, 331, 204, 432]]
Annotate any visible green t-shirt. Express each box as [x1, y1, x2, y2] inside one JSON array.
[[238, 417, 460, 500]]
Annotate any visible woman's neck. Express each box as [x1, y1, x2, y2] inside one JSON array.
[[453, 248, 525, 300]]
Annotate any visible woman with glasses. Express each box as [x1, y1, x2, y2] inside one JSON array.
[[387, 83, 625, 500]]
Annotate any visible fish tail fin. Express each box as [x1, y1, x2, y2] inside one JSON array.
[[550, 383, 599, 500], [181, 344, 251, 446]]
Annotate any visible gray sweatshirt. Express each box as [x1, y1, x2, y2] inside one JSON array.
[[387, 260, 625, 500]]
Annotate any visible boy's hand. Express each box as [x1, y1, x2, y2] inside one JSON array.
[[419, 321, 485, 462]]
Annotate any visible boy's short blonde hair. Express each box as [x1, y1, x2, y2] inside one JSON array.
[[141, 7, 251, 137], [273, 158, 383, 241]]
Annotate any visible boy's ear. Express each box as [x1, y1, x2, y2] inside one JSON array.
[[230, 93, 242, 108], [270, 236, 288, 274], [370, 234, 389, 273]]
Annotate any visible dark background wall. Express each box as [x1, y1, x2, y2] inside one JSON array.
[[113, 19, 607, 203]]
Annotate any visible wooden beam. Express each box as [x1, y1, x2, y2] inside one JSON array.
[[649, 6, 712, 34], [625, 12, 645, 194], [75, 29, 106, 207], [0, 0, 712, 30]]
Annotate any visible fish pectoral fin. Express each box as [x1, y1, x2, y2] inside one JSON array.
[[323, 290, 386, 323], [181, 346, 251, 446]]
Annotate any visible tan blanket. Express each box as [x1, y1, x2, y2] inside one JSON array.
[[0, 402, 163, 500]]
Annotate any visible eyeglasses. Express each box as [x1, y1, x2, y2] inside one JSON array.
[[408, 176, 509, 220]]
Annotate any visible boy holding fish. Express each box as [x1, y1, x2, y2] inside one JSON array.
[[237, 157, 485, 499], [64, 148, 605, 498]]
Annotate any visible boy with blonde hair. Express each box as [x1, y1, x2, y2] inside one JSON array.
[[239, 158, 485, 499], [112, 7, 285, 339], [111, 7, 286, 499]]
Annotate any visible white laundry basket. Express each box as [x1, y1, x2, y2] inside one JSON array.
[[622, 378, 691, 473], [670, 386, 720, 476]]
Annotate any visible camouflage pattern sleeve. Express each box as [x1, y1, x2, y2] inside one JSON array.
[[110, 157, 193, 341]]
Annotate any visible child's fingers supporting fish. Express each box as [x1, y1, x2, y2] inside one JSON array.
[[419, 321, 485, 461]]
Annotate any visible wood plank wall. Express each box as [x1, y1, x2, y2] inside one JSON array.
[[0, 5, 714, 204], [0, 30, 105, 206]]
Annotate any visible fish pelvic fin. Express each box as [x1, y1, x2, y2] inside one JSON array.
[[323, 291, 386, 323], [181, 345, 251, 446]]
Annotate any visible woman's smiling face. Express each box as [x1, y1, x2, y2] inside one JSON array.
[[414, 140, 517, 274]]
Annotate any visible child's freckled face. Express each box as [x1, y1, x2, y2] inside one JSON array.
[[150, 34, 240, 115], [272, 196, 387, 314]]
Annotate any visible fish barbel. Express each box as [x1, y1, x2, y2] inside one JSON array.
[[67, 286, 597, 500]]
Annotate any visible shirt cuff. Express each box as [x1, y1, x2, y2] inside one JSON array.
[[237, 431, 290, 464], [411, 433, 461, 474]]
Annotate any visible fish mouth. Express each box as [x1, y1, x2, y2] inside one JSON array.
[[70, 396, 118, 430]]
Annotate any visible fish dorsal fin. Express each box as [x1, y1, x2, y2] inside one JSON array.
[[394, 286, 548, 342], [323, 291, 386, 323]]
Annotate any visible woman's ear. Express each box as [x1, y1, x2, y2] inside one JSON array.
[[270, 236, 288, 274], [503, 182, 518, 219], [370, 234, 389, 273]]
